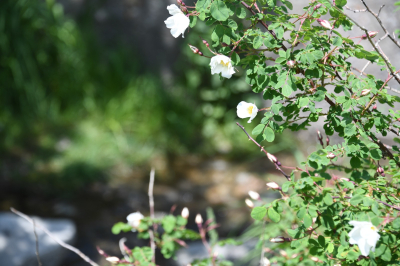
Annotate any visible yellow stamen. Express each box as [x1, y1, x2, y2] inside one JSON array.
[[220, 60, 229, 67], [247, 106, 254, 115], [371, 226, 375, 230]]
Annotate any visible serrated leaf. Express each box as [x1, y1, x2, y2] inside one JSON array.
[[332, 36, 343, 46], [323, 193, 334, 205]]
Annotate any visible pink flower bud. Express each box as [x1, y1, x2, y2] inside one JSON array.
[[326, 136, 330, 146], [177, 0, 185, 6], [327, 152, 336, 159], [188, 44, 199, 54], [267, 153, 277, 163], [279, 250, 288, 257], [195, 214, 203, 224], [106, 257, 120, 264], [248, 190, 260, 200], [202, 39, 209, 47], [314, 4, 322, 10], [270, 236, 289, 243], [372, 104, 377, 110], [340, 177, 350, 182], [317, 19, 333, 30], [181, 207, 189, 219], [198, 51, 204, 56], [377, 167, 385, 177], [360, 89, 371, 96], [287, 60, 296, 68], [368, 31, 378, 38], [266, 182, 280, 190], [245, 199, 254, 208]]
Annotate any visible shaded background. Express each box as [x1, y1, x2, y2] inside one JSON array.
[[1, 0, 399, 265]]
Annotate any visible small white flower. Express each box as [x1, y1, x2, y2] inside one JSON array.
[[126, 211, 144, 231], [248, 190, 260, 200], [236, 101, 258, 123], [348, 221, 380, 256], [164, 4, 190, 38], [195, 214, 203, 224], [210, 55, 235, 79]]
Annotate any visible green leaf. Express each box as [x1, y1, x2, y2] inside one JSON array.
[[111, 222, 132, 234], [350, 194, 364, 206], [210, 0, 229, 21], [252, 124, 265, 135], [350, 156, 361, 168], [196, 0, 211, 12], [251, 207, 267, 220], [253, 36, 263, 49], [335, 0, 347, 8], [304, 214, 312, 228], [189, 16, 197, 28], [323, 193, 334, 205], [263, 127, 275, 142], [268, 207, 281, 222], [332, 36, 343, 46], [162, 215, 176, 233], [235, 6, 246, 18], [344, 124, 357, 136], [282, 84, 293, 97], [392, 218, 400, 229], [231, 52, 240, 65]]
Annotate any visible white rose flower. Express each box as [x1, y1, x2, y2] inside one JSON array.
[[348, 221, 380, 256], [164, 4, 190, 38], [126, 211, 144, 231], [210, 55, 235, 79], [236, 101, 258, 123]]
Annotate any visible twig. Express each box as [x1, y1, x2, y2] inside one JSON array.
[[148, 168, 156, 264], [332, 196, 400, 211], [10, 208, 99, 266], [359, 0, 400, 49], [236, 122, 291, 181], [240, 1, 287, 51], [338, 5, 400, 84], [344, 6, 366, 13], [32, 219, 42, 266]]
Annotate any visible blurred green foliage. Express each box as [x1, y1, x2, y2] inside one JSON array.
[[0, 0, 296, 193]]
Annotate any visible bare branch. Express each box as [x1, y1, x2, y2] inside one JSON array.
[[148, 168, 156, 264], [236, 122, 291, 181], [337, 6, 400, 84], [359, 0, 400, 49], [32, 219, 42, 266], [10, 208, 99, 266], [344, 6, 366, 13]]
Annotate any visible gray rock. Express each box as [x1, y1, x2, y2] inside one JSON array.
[[0, 212, 76, 266]]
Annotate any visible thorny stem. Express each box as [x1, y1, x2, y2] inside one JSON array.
[[236, 122, 291, 181]]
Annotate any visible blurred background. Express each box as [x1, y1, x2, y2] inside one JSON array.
[[0, 0, 399, 265]]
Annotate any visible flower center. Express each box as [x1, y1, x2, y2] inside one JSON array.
[[371, 226, 376, 231], [220, 60, 229, 67], [247, 106, 253, 115]]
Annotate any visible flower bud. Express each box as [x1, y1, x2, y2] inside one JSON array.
[[270, 236, 287, 243], [326, 136, 330, 146], [311, 257, 320, 262], [327, 152, 336, 159], [106, 257, 120, 264], [368, 31, 378, 38], [360, 89, 371, 96], [372, 104, 377, 110], [291, 253, 298, 259], [279, 250, 288, 257], [195, 214, 203, 224], [177, 0, 185, 6], [377, 167, 385, 177], [126, 212, 144, 231], [248, 190, 260, 200], [317, 19, 333, 30], [202, 39, 210, 47], [266, 182, 280, 190], [181, 207, 189, 219], [221, 42, 229, 47], [245, 198, 254, 208], [262, 257, 271, 266], [314, 4, 322, 10], [198, 51, 204, 56], [287, 60, 296, 68], [267, 153, 277, 163], [181, 6, 188, 13], [340, 177, 350, 182], [188, 44, 199, 54]]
